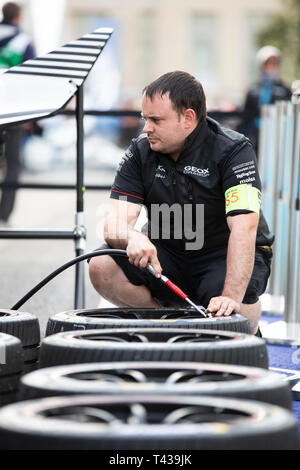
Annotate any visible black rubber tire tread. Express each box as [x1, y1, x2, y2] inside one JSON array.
[[0, 310, 40, 347], [0, 333, 24, 376], [46, 308, 251, 336], [39, 328, 269, 369], [22, 363, 39, 375], [23, 346, 40, 363], [0, 391, 19, 407], [0, 373, 21, 394], [0, 395, 298, 450], [19, 361, 292, 409]]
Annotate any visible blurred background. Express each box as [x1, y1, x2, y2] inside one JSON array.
[[1, 0, 299, 173], [4, 0, 298, 107]]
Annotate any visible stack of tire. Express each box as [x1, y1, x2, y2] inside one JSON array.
[[0, 333, 23, 406], [45, 307, 252, 336], [0, 306, 298, 450], [0, 310, 40, 406], [0, 310, 40, 374]]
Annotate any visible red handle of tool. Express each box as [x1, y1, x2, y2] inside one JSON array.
[[165, 280, 188, 300]]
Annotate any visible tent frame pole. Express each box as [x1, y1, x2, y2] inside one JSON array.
[[74, 85, 86, 309]]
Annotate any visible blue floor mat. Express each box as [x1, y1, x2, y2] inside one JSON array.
[[261, 313, 283, 324], [267, 344, 299, 369], [267, 344, 300, 431]]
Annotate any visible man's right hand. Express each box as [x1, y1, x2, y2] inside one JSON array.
[[127, 231, 162, 278], [103, 198, 162, 277]]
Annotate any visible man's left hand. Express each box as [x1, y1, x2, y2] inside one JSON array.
[[206, 296, 241, 317]]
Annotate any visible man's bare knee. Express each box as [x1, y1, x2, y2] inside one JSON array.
[[88, 254, 159, 308], [240, 300, 261, 334], [89, 255, 123, 290]]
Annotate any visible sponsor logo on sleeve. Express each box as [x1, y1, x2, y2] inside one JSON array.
[[232, 160, 256, 183]]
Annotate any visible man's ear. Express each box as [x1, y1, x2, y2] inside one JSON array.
[[183, 108, 197, 128]]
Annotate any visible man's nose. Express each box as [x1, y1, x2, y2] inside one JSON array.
[[143, 120, 153, 133]]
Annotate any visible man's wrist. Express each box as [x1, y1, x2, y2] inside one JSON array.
[[221, 289, 244, 304], [127, 228, 147, 242]]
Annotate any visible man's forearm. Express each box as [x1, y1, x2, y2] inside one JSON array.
[[103, 199, 143, 250], [222, 229, 256, 303], [104, 227, 141, 250], [105, 224, 162, 276]]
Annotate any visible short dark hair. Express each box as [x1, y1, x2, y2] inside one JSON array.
[[2, 2, 21, 23], [143, 71, 207, 122]]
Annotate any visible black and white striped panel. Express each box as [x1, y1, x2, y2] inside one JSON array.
[[5, 27, 113, 87], [0, 27, 113, 127]]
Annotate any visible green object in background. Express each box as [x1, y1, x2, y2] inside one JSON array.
[[0, 45, 22, 69]]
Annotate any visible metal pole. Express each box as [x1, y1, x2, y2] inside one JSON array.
[[0, 229, 75, 239], [286, 103, 300, 326], [74, 85, 86, 309], [0, 182, 112, 190], [268, 103, 281, 297]]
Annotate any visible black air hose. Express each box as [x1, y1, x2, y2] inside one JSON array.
[[12, 249, 127, 310]]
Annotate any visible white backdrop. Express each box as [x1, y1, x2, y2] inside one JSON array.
[[28, 0, 66, 55], [0, 0, 66, 54]]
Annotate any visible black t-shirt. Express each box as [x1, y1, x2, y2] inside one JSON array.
[[110, 117, 274, 254]]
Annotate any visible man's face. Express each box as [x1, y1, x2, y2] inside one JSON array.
[[263, 56, 280, 76], [141, 92, 188, 159]]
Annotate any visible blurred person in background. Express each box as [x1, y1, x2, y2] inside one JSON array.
[[238, 45, 291, 155], [0, 2, 35, 226], [291, 80, 300, 104], [117, 98, 142, 149]]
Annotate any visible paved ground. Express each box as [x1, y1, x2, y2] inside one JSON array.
[[0, 166, 117, 337]]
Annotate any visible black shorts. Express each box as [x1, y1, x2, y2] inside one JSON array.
[[90, 242, 272, 308]]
